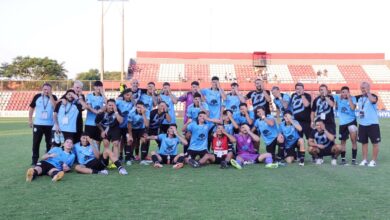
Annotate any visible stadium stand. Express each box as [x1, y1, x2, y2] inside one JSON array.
[[158, 64, 185, 82], [337, 65, 372, 83], [266, 65, 294, 83], [288, 65, 317, 82], [0, 91, 12, 111], [209, 64, 236, 82], [132, 63, 159, 82], [234, 64, 254, 83], [312, 65, 346, 84], [184, 64, 209, 82], [362, 65, 390, 83]]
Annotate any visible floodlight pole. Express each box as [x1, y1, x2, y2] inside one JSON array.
[[100, 1, 105, 81], [121, 1, 125, 82]]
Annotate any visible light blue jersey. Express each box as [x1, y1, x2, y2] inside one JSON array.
[[158, 134, 181, 155], [186, 103, 209, 121], [116, 99, 134, 128], [201, 88, 222, 119], [279, 120, 301, 149], [73, 143, 96, 165], [140, 93, 154, 112], [128, 108, 150, 129], [356, 94, 379, 126], [45, 147, 75, 170], [254, 115, 279, 145], [85, 93, 105, 126], [273, 93, 291, 116], [53, 102, 81, 133], [233, 111, 255, 126], [335, 96, 357, 125], [160, 94, 176, 124], [224, 94, 241, 113], [30, 94, 58, 126], [187, 122, 213, 151]]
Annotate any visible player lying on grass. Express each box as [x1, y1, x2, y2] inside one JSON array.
[[73, 133, 128, 175], [230, 124, 277, 169], [26, 138, 75, 182], [209, 124, 236, 169], [308, 119, 341, 165], [277, 110, 305, 165], [147, 125, 188, 169]]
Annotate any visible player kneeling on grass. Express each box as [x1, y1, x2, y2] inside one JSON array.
[[210, 124, 236, 169], [147, 125, 188, 169], [26, 138, 75, 182], [277, 110, 305, 165], [74, 133, 127, 175], [230, 124, 277, 169], [308, 120, 341, 165]]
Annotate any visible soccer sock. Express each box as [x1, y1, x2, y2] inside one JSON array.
[[265, 156, 273, 164], [33, 169, 38, 180], [341, 151, 346, 161], [352, 149, 357, 160], [50, 170, 59, 178], [114, 160, 123, 170], [125, 145, 132, 161], [151, 155, 159, 164], [300, 151, 305, 163], [135, 147, 140, 157], [141, 142, 149, 160], [278, 147, 285, 161], [177, 156, 185, 163]]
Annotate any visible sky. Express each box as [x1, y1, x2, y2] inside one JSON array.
[[0, 0, 389, 79]]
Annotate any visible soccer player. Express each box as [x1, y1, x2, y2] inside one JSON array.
[[159, 82, 178, 133], [230, 124, 277, 169], [73, 133, 127, 175], [182, 111, 220, 168], [210, 124, 236, 168], [245, 79, 272, 116], [356, 82, 381, 167], [252, 107, 279, 161], [95, 99, 123, 159], [308, 120, 341, 165], [277, 111, 305, 165], [130, 79, 143, 103], [29, 83, 58, 165], [233, 103, 254, 126], [271, 86, 291, 122], [221, 110, 239, 135], [26, 138, 75, 182], [127, 101, 150, 164], [145, 101, 171, 151], [201, 76, 226, 120], [186, 92, 209, 122], [335, 86, 358, 165], [53, 89, 87, 141], [290, 83, 312, 160], [148, 125, 188, 169], [311, 84, 336, 133], [116, 89, 134, 163], [140, 82, 158, 112], [178, 81, 201, 124], [84, 81, 106, 150], [224, 82, 245, 114], [72, 80, 86, 143]]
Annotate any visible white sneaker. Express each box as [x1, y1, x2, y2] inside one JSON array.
[[315, 159, 323, 165], [359, 160, 368, 166], [367, 160, 376, 167], [119, 168, 128, 175], [331, 159, 337, 166], [125, 160, 132, 166], [140, 160, 152, 165], [98, 170, 109, 175], [298, 162, 304, 166]]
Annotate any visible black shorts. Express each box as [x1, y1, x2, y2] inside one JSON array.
[[358, 124, 381, 144], [214, 154, 230, 164], [85, 156, 109, 171], [185, 149, 209, 160], [148, 128, 159, 136], [285, 140, 298, 157], [38, 161, 56, 175], [85, 125, 102, 142], [132, 128, 147, 139], [319, 146, 334, 157], [105, 127, 121, 142], [298, 121, 312, 140], [325, 123, 336, 135], [160, 154, 177, 164], [265, 138, 278, 154], [338, 120, 357, 141]]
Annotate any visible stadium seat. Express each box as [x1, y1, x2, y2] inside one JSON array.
[[288, 65, 317, 82], [266, 65, 294, 83], [132, 63, 159, 82], [209, 64, 237, 83], [158, 64, 185, 82], [312, 65, 346, 84], [184, 64, 209, 83], [362, 65, 390, 83], [234, 64, 254, 83], [337, 65, 372, 83]]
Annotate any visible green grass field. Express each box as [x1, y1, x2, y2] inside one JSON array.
[[0, 118, 389, 220]]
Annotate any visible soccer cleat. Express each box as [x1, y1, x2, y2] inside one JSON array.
[[340, 160, 347, 166], [265, 163, 278, 169], [230, 159, 242, 170], [119, 168, 128, 175], [298, 162, 305, 166], [351, 160, 357, 165], [173, 162, 184, 169], [140, 160, 153, 165], [331, 159, 337, 166], [153, 163, 163, 168], [359, 160, 368, 166], [315, 159, 323, 165], [26, 168, 34, 182], [367, 160, 376, 167], [188, 159, 200, 168], [220, 161, 228, 169], [98, 170, 109, 175], [125, 160, 132, 166], [52, 171, 64, 182], [107, 161, 117, 169], [277, 161, 287, 167]]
